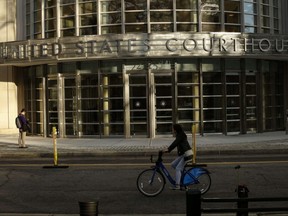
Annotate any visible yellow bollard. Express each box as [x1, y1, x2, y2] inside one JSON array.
[[52, 126, 58, 166], [42, 127, 68, 169], [192, 124, 196, 164]]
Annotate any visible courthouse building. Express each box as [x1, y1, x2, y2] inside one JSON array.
[[1, 0, 288, 138]]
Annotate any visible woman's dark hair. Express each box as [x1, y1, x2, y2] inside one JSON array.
[[173, 124, 184, 134], [21, 108, 26, 113]]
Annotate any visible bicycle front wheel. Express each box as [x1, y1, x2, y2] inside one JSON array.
[[137, 168, 165, 197], [185, 172, 211, 195]]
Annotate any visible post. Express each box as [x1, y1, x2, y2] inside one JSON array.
[[42, 127, 68, 169], [192, 124, 196, 164], [286, 109, 288, 135], [186, 189, 201, 216], [237, 185, 249, 216], [79, 201, 99, 216], [52, 126, 58, 166]]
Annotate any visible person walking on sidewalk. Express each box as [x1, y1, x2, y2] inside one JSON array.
[[164, 124, 193, 190], [17, 108, 30, 148]]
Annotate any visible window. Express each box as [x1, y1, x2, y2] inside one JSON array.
[[45, 0, 57, 38], [60, 0, 76, 36], [124, 0, 147, 33], [26, 1, 31, 39], [176, 59, 200, 131], [224, 0, 241, 32], [244, 0, 257, 33], [176, 0, 197, 32], [100, 0, 121, 34], [200, 0, 221, 32], [150, 0, 173, 32], [79, 0, 97, 35], [34, 0, 42, 39]]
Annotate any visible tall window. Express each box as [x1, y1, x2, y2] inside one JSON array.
[[176, 59, 200, 131], [60, 0, 76, 36], [26, 1, 31, 39], [260, 0, 270, 33], [202, 58, 223, 133], [45, 0, 57, 38], [79, 0, 97, 35], [244, 0, 257, 33], [150, 0, 173, 32], [272, 0, 279, 34], [124, 0, 147, 33], [176, 0, 198, 32], [224, 0, 241, 32], [200, 0, 221, 32], [34, 0, 42, 39], [100, 0, 122, 34]]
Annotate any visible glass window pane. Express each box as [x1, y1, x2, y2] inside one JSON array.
[[125, 0, 147, 10], [150, 11, 173, 22], [176, 0, 197, 9], [151, 0, 173, 9], [177, 12, 197, 22], [126, 12, 147, 23]]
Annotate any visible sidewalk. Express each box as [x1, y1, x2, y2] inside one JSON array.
[[0, 131, 288, 158], [0, 213, 284, 216], [0, 213, 264, 216]]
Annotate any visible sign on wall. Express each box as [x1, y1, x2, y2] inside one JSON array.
[[1, 33, 288, 65]]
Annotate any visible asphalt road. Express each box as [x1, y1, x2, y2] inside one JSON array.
[[0, 155, 288, 215]]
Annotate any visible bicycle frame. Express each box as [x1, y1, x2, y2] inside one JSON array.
[[151, 151, 208, 187], [152, 160, 176, 186]]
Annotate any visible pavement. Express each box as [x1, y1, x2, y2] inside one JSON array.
[[1, 131, 288, 159], [1, 131, 288, 216], [0, 213, 280, 216], [0, 214, 275, 216]]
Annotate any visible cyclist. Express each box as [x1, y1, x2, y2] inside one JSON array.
[[164, 124, 193, 190]]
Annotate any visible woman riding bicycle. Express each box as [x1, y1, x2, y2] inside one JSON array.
[[164, 124, 193, 190]]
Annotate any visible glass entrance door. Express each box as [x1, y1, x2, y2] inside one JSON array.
[[63, 76, 78, 136], [129, 74, 148, 135], [128, 72, 173, 137], [154, 73, 173, 135], [226, 71, 241, 133]]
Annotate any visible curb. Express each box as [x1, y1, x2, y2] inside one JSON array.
[[1, 147, 288, 159]]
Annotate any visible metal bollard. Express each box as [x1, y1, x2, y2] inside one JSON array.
[[79, 201, 99, 216], [186, 189, 201, 216], [236, 185, 249, 216]]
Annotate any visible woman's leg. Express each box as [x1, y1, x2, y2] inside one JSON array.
[[171, 155, 185, 186]]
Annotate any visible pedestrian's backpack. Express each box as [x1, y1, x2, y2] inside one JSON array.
[[15, 116, 21, 128]]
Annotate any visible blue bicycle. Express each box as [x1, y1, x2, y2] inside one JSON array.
[[137, 151, 211, 197]]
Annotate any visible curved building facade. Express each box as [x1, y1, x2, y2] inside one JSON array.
[[1, 0, 288, 138]]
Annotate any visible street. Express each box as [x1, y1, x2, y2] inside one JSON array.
[[0, 155, 288, 215]]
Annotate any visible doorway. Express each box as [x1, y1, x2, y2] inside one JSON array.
[[127, 71, 174, 137]]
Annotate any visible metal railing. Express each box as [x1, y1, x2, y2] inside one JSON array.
[[186, 189, 288, 216]]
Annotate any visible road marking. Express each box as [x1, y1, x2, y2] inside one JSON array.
[[0, 160, 288, 167]]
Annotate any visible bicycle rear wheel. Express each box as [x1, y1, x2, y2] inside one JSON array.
[[137, 168, 165, 197], [184, 169, 211, 195]]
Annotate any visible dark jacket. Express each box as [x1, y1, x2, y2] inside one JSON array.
[[18, 114, 29, 132], [167, 132, 191, 156]]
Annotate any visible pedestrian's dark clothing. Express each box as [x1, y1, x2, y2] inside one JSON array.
[[167, 131, 192, 157], [167, 129, 193, 187], [18, 114, 29, 132]]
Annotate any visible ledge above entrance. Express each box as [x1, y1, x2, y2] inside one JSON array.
[[1, 32, 288, 66]]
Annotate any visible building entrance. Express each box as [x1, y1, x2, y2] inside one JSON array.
[[153, 73, 173, 135], [47, 75, 79, 137], [127, 71, 174, 137]]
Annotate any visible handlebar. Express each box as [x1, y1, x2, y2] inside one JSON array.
[[150, 150, 164, 163]]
